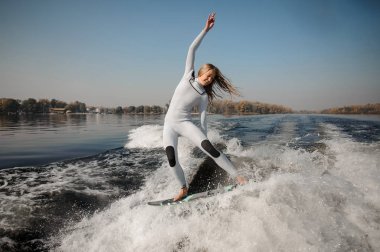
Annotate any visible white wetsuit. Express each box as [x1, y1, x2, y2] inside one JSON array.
[[163, 29, 238, 188]]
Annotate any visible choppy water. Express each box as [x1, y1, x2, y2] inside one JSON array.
[[0, 114, 379, 251]]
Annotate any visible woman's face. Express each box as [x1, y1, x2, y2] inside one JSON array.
[[198, 69, 216, 86]]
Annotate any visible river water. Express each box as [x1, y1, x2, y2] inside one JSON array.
[[0, 114, 379, 251]]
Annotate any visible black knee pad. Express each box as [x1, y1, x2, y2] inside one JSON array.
[[201, 140, 220, 158], [165, 146, 176, 167]]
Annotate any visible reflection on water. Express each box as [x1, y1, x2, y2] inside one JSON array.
[[0, 114, 165, 169]]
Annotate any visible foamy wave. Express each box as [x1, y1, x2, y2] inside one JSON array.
[[57, 118, 380, 251], [58, 163, 379, 252], [322, 123, 380, 210], [125, 125, 164, 149]]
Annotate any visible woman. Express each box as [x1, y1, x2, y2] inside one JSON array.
[[164, 13, 247, 201]]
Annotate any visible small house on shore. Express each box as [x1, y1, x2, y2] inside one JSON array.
[[49, 108, 67, 114]]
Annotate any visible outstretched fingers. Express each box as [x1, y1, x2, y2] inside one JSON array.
[[205, 12, 216, 31]]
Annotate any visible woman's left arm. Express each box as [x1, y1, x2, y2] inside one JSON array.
[[183, 13, 216, 77], [199, 96, 208, 135]]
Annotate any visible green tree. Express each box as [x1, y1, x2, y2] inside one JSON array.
[[37, 99, 51, 113], [65, 101, 86, 113], [21, 98, 38, 113], [127, 106, 136, 114], [151, 105, 162, 114], [0, 98, 20, 113], [115, 106, 123, 114], [50, 99, 67, 108], [136, 105, 144, 114]]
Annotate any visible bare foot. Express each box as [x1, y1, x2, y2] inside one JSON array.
[[174, 187, 188, 201], [236, 175, 248, 185]]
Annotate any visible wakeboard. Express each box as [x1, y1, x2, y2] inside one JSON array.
[[147, 184, 237, 206]]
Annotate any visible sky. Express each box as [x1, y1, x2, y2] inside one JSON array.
[[0, 0, 379, 110]]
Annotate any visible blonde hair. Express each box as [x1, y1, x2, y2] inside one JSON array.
[[198, 63, 240, 102]]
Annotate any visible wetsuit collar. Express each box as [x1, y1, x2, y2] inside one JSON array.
[[191, 78, 206, 95]]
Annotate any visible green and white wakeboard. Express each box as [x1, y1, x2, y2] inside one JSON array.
[[147, 184, 237, 206]]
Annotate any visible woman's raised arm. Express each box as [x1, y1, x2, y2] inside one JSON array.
[[183, 13, 216, 76]]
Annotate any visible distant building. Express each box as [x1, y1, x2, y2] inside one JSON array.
[[86, 107, 101, 114], [49, 108, 67, 114]]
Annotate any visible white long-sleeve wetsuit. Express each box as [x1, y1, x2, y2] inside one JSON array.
[[163, 29, 238, 188]]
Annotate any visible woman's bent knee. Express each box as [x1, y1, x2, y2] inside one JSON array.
[[201, 140, 220, 158], [165, 146, 176, 166]]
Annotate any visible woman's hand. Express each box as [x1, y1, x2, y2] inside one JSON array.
[[204, 12, 216, 32]]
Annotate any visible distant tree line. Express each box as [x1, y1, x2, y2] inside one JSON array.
[[321, 103, 380, 114], [1, 97, 293, 115], [0, 98, 166, 115], [123, 100, 292, 115], [208, 100, 293, 114], [122, 105, 164, 114], [0, 98, 86, 114], [5, 97, 378, 115]]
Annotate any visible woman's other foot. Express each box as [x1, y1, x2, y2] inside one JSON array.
[[236, 175, 248, 185], [174, 187, 188, 201]]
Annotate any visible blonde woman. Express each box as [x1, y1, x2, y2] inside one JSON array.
[[164, 13, 247, 201]]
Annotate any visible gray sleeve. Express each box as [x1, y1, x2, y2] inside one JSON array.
[[183, 29, 207, 77], [199, 96, 208, 135]]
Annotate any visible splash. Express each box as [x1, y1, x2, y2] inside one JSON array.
[[57, 119, 380, 251], [124, 125, 164, 149]]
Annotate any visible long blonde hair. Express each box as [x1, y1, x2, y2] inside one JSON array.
[[198, 63, 240, 102]]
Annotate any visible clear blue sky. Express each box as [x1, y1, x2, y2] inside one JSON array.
[[1, 0, 379, 110]]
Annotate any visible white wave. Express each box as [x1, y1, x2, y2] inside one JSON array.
[[57, 120, 380, 251], [0, 178, 8, 189], [58, 169, 378, 251], [124, 125, 164, 149], [124, 124, 226, 150], [322, 123, 380, 202], [321, 123, 380, 249], [0, 150, 156, 231]]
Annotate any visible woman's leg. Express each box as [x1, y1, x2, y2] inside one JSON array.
[[163, 123, 187, 188], [177, 121, 238, 178]]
